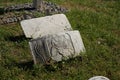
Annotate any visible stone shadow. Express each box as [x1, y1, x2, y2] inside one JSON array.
[[16, 60, 34, 70], [0, 8, 4, 15], [44, 56, 83, 72], [5, 35, 29, 42]]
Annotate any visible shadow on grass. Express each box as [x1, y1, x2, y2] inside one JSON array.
[[16, 60, 34, 70], [3, 55, 83, 72], [44, 56, 83, 72], [3, 60, 34, 71], [5, 35, 29, 42]]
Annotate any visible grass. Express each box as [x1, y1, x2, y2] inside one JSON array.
[[0, 0, 120, 80]]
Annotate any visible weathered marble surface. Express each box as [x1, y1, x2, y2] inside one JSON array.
[[89, 76, 110, 80], [29, 31, 85, 64], [20, 14, 72, 38]]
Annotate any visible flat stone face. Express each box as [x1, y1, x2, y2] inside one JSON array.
[[29, 31, 85, 64], [20, 14, 72, 38], [89, 76, 110, 80]]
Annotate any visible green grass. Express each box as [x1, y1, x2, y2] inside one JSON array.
[[0, 0, 32, 6], [0, 0, 120, 80]]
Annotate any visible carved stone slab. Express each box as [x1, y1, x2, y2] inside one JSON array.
[[29, 30, 85, 64], [20, 14, 72, 38]]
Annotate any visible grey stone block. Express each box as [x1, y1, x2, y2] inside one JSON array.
[[29, 31, 85, 64], [33, 0, 43, 9]]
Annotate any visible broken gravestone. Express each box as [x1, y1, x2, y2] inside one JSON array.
[[29, 31, 85, 64], [20, 14, 72, 38], [20, 14, 86, 64]]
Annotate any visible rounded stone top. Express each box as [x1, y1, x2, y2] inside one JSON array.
[[88, 76, 110, 80]]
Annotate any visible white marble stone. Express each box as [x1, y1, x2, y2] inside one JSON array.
[[89, 76, 110, 80], [20, 14, 72, 38], [29, 30, 85, 64]]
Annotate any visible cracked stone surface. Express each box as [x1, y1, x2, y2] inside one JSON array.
[[20, 14, 72, 38], [29, 31, 85, 64]]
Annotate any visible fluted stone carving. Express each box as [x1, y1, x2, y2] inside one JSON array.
[[29, 31, 85, 64], [20, 14, 72, 38]]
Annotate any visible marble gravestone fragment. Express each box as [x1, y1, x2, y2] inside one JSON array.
[[20, 14, 86, 64], [29, 31, 85, 64], [20, 14, 72, 39], [89, 76, 110, 80]]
